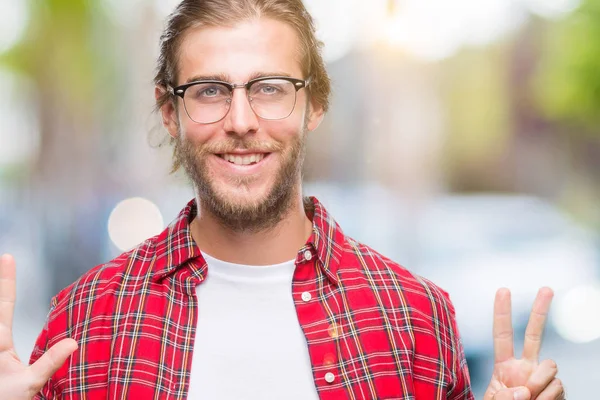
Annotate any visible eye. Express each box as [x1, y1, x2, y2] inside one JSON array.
[[188, 83, 229, 101], [199, 86, 222, 97], [251, 80, 290, 98], [260, 85, 279, 94]]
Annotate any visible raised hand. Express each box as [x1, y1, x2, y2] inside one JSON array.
[[0, 254, 78, 400], [483, 287, 565, 400]]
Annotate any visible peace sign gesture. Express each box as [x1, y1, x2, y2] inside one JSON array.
[[0, 254, 78, 400], [483, 287, 565, 400]]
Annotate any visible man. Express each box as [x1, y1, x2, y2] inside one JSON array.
[[0, 0, 565, 399]]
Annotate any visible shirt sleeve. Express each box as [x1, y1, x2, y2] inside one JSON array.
[[443, 293, 475, 400]]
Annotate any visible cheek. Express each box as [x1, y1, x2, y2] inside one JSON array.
[[180, 121, 217, 145], [263, 117, 306, 141]]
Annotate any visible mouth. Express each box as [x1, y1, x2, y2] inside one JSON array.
[[216, 152, 271, 166]]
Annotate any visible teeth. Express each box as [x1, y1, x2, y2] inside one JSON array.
[[222, 153, 265, 166]]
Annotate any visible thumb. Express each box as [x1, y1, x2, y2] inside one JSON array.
[[493, 386, 531, 400], [28, 338, 78, 389]]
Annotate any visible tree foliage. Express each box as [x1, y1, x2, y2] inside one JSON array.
[[533, 0, 600, 134]]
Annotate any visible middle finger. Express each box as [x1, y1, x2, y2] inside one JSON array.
[[522, 287, 554, 362]]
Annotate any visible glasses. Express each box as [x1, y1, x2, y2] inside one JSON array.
[[170, 76, 310, 124]]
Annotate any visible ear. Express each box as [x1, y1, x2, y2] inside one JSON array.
[[306, 97, 325, 132], [155, 86, 180, 139]]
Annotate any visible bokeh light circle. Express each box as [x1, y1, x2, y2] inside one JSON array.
[[108, 197, 164, 251], [552, 284, 600, 344]]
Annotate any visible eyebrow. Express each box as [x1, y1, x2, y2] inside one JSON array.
[[184, 73, 229, 83], [184, 71, 293, 84]]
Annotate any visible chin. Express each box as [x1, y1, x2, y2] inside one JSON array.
[[215, 182, 273, 209]]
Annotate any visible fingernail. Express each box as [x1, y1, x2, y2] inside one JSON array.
[[514, 388, 528, 400]]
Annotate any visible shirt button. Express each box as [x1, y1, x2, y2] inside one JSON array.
[[301, 291, 312, 302], [303, 250, 312, 261], [325, 372, 336, 384]]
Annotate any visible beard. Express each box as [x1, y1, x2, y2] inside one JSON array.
[[174, 128, 307, 234]]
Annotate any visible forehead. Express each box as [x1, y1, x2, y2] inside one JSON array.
[[177, 18, 304, 84]]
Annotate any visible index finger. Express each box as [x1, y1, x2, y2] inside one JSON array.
[[0, 254, 17, 346], [493, 288, 515, 364], [522, 287, 554, 362]]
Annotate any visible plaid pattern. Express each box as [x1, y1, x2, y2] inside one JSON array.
[[30, 197, 473, 399]]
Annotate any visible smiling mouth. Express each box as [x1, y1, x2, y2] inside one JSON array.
[[217, 153, 270, 166]]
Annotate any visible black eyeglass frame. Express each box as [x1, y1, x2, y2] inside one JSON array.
[[169, 76, 311, 124]]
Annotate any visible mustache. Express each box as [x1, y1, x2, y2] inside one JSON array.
[[199, 139, 285, 155]]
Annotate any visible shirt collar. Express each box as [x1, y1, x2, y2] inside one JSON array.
[[151, 198, 202, 282], [303, 196, 344, 285], [151, 197, 345, 285]]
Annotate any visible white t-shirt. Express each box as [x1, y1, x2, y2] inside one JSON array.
[[186, 252, 320, 399]]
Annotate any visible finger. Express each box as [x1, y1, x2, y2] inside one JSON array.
[[493, 288, 514, 363], [536, 378, 565, 400], [28, 338, 78, 389], [522, 287, 554, 362], [0, 254, 17, 336], [493, 386, 530, 400], [525, 359, 558, 399]]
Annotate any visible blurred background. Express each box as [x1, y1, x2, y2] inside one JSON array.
[[1, 0, 599, 396]]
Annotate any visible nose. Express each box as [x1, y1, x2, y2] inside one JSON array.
[[222, 87, 259, 136]]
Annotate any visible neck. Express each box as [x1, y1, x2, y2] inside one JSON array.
[[189, 191, 313, 266]]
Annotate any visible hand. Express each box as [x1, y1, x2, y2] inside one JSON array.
[[483, 287, 565, 400], [0, 254, 78, 400]]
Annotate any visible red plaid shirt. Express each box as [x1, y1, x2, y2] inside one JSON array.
[[30, 197, 473, 399]]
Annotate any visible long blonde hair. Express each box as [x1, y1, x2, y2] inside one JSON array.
[[154, 0, 331, 113]]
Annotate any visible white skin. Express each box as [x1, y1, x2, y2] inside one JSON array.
[[0, 18, 564, 400]]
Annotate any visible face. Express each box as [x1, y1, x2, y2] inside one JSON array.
[[158, 18, 324, 232]]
